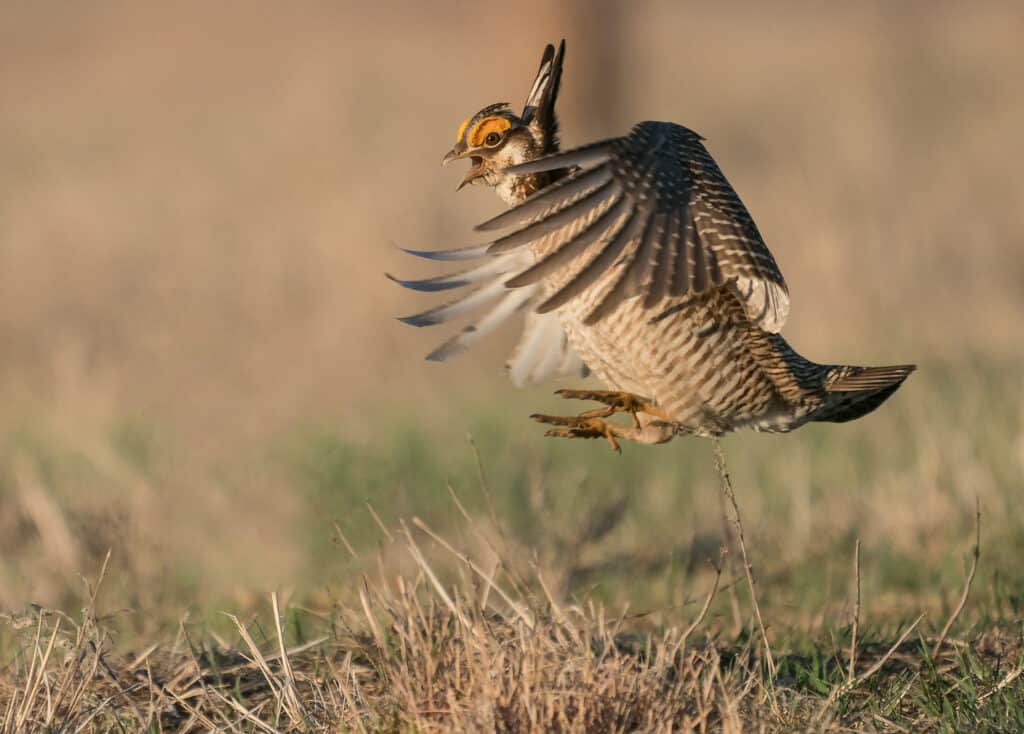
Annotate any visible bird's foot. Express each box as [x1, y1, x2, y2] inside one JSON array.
[[553, 389, 672, 428], [529, 413, 623, 453]]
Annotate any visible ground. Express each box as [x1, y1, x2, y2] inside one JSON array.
[[2, 359, 1023, 730]]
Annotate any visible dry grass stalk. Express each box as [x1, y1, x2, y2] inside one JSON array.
[[712, 439, 776, 679], [931, 496, 981, 659], [676, 560, 723, 656], [716, 477, 745, 637], [847, 538, 861, 685]]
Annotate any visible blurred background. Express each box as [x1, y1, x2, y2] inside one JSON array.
[[1, 2, 1021, 630]]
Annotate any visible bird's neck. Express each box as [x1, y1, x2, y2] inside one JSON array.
[[495, 171, 556, 206], [496, 141, 567, 206]]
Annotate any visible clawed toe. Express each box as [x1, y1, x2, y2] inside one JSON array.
[[552, 388, 671, 425], [530, 414, 622, 453], [530, 413, 575, 426]]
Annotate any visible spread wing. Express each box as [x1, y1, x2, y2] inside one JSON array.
[[388, 245, 587, 386], [478, 121, 790, 331]]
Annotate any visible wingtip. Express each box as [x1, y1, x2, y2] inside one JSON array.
[[387, 272, 469, 293], [425, 341, 464, 362], [398, 244, 490, 261], [399, 247, 443, 259], [397, 314, 436, 328]]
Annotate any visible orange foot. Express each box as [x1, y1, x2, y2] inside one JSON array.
[[529, 414, 623, 453], [553, 389, 673, 428]]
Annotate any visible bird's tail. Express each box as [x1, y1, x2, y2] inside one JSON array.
[[812, 364, 916, 424]]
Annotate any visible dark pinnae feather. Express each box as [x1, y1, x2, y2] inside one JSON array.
[[522, 40, 565, 150]]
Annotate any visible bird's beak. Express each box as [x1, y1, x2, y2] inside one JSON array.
[[442, 144, 485, 191], [442, 146, 464, 167]]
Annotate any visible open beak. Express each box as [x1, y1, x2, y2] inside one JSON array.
[[442, 145, 485, 191]]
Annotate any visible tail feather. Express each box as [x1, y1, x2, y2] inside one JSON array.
[[826, 364, 917, 392], [814, 364, 916, 424]]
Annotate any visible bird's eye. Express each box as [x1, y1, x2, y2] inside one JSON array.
[[484, 132, 502, 147]]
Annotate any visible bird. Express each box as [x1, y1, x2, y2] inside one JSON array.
[[390, 40, 914, 452]]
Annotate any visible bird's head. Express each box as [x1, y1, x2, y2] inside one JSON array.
[[442, 103, 539, 191], [442, 41, 566, 201]]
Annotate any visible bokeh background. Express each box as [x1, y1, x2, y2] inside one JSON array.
[[1, 2, 1021, 631]]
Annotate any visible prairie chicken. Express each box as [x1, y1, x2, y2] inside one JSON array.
[[391, 41, 914, 451]]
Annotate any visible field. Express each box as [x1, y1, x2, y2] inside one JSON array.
[[1, 2, 1023, 731]]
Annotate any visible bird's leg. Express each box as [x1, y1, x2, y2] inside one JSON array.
[[530, 389, 678, 452], [528, 413, 625, 453], [553, 389, 673, 428]]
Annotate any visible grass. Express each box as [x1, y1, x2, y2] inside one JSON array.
[[1, 357, 1023, 730], [2, 457, 1022, 731]]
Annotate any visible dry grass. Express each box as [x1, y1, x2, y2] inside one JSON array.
[[2, 492, 1021, 732]]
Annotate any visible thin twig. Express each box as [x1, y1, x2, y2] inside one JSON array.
[[332, 521, 360, 559], [848, 538, 861, 685], [931, 496, 981, 659], [716, 477, 744, 636], [364, 502, 394, 543], [679, 559, 723, 651], [713, 440, 775, 679]]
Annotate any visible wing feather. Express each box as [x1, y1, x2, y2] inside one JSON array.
[[397, 274, 510, 327], [499, 140, 614, 176], [507, 310, 589, 386], [487, 176, 618, 253], [386, 255, 514, 292], [400, 244, 491, 261], [504, 193, 629, 288], [425, 287, 534, 362], [475, 165, 612, 232], [643, 210, 677, 308], [487, 121, 790, 331], [582, 210, 656, 324], [540, 207, 644, 315]]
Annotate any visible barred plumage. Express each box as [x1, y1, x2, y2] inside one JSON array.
[[391, 40, 914, 448]]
